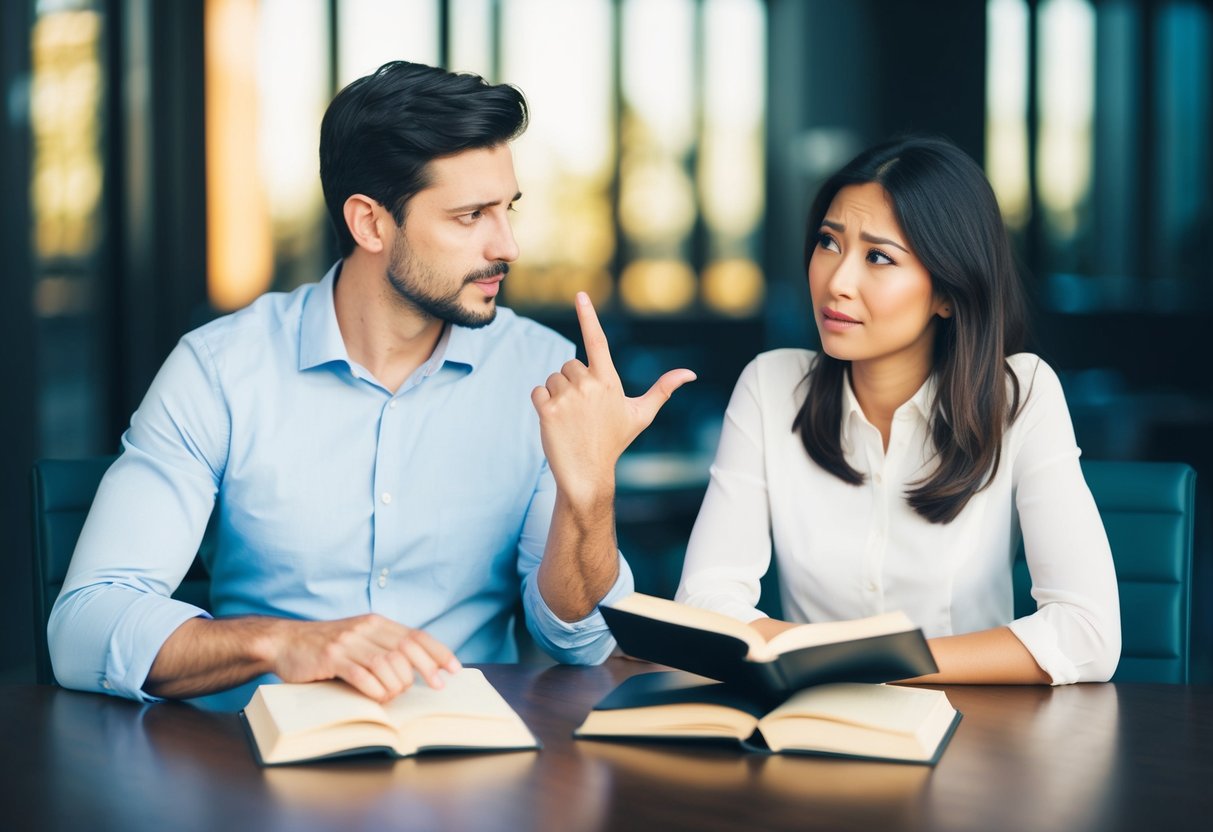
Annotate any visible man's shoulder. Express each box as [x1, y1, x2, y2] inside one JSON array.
[[181, 283, 313, 357]]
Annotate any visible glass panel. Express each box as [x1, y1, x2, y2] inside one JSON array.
[[1036, 0, 1095, 260], [337, 0, 440, 87], [258, 0, 331, 291], [985, 0, 1030, 230], [206, 0, 273, 310], [700, 0, 765, 316], [618, 0, 696, 314], [31, 0, 108, 456], [501, 0, 615, 308], [450, 0, 494, 78]]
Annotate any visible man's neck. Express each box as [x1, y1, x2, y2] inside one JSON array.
[[332, 253, 445, 393]]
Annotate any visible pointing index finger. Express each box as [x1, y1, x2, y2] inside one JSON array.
[[575, 291, 614, 372]]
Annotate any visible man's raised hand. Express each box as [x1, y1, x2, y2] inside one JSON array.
[[530, 292, 696, 504]]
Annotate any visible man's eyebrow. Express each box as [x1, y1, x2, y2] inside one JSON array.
[[820, 218, 908, 253], [448, 192, 523, 213]]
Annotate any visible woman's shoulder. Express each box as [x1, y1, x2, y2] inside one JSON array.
[[748, 348, 816, 382], [1006, 352, 1069, 420], [732, 348, 816, 411], [1006, 352, 1063, 392]]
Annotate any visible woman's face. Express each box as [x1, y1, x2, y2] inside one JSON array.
[[808, 182, 951, 370]]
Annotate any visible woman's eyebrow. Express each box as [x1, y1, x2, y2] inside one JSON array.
[[821, 218, 909, 253]]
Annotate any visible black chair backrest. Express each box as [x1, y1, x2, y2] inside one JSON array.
[[30, 456, 213, 685]]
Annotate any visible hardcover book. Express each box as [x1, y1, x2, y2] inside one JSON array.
[[600, 593, 938, 702], [576, 669, 960, 765]]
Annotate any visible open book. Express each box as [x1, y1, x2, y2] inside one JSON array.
[[599, 593, 937, 702], [241, 668, 539, 766], [575, 670, 960, 764]]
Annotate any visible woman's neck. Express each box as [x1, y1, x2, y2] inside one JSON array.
[[849, 352, 933, 451]]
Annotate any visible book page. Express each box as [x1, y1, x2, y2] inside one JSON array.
[[610, 593, 764, 654], [576, 702, 759, 740], [760, 611, 915, 658], [253, 679, 392, 736], [386, 668, 536, 753], [381, 668, 523, 726], [758, 683, 955, 758]]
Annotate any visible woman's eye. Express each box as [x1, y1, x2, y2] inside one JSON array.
[[867, 248, 894, 265], [817, 232, 839, 253]]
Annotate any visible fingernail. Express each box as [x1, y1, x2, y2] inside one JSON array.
[[576, 291, 589, 306]]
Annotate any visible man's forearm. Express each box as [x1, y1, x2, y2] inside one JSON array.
[[536, 488, 620, 621], [143, 616, 282, 699]]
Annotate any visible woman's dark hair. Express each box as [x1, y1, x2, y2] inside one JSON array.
[[793, 135, 1028, 524], [319, 61, 528, 256]]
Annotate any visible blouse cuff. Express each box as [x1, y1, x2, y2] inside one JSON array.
[[1008, 615, 1080, 686]]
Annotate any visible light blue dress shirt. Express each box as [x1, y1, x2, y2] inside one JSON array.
[[49, 263, 634, 705]]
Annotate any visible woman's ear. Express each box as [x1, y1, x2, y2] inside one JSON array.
[[936, 298, 954, 319], [343, 194, 390, 254]]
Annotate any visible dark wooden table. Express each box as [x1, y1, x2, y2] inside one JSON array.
[[2, 659, 1211, 831]]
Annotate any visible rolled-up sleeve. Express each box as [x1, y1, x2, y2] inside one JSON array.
[[48, 335, 228, 701], [1008, 359, 1121, 684]]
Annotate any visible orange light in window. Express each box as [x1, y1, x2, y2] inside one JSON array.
[[205, 0, 273, 311]]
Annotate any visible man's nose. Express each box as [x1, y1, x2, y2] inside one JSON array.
[[487, 215, 520, 263]]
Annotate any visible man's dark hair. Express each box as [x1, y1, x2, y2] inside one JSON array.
[[319, 61, 528, 257], [794, 135, 1029, 524]]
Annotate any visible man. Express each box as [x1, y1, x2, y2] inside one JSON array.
[[48, 61, 694, 706]]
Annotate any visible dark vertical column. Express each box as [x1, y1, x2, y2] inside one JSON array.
[[764, 0, 878, 350], [114, 0, 209, 429], [0, 0, 37, 681], [872, 0, 988, 164]]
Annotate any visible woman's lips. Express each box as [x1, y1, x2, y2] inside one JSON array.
[[821, 307, 861, 331]]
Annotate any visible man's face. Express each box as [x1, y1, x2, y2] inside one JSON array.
[[386, 143, 521, 328]]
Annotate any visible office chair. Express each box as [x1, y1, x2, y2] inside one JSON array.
[[30, 456, 213, 685], [1013, 460, 1197, 683]]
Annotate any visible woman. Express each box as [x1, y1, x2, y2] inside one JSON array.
[[675, 136, 1120, 684]]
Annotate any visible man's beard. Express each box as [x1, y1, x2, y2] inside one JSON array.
[[386, 236, 508, 329]]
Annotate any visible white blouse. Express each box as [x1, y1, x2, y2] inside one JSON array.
[[676, 349, 1121, 684]]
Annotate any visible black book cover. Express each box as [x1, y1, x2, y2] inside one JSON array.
[[600, 604, 937, 702]]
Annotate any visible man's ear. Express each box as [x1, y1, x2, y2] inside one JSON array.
[[343, 194, 392, 254]]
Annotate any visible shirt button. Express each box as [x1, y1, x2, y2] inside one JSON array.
[[377, 576, 388, 589], [381, 492, 392, 505], [389, 400, 398, 410], [101, 679, 112, 690]]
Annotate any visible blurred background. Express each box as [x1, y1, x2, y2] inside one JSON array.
[[1, 0, 1209, 683]]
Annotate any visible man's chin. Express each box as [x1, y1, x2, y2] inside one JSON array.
[[452, 299, 497, 329]]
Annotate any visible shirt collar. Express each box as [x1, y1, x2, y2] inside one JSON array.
[[840, 368, 937, 442], [299, 262, 349, 371], [299, 261, 490, 374]]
